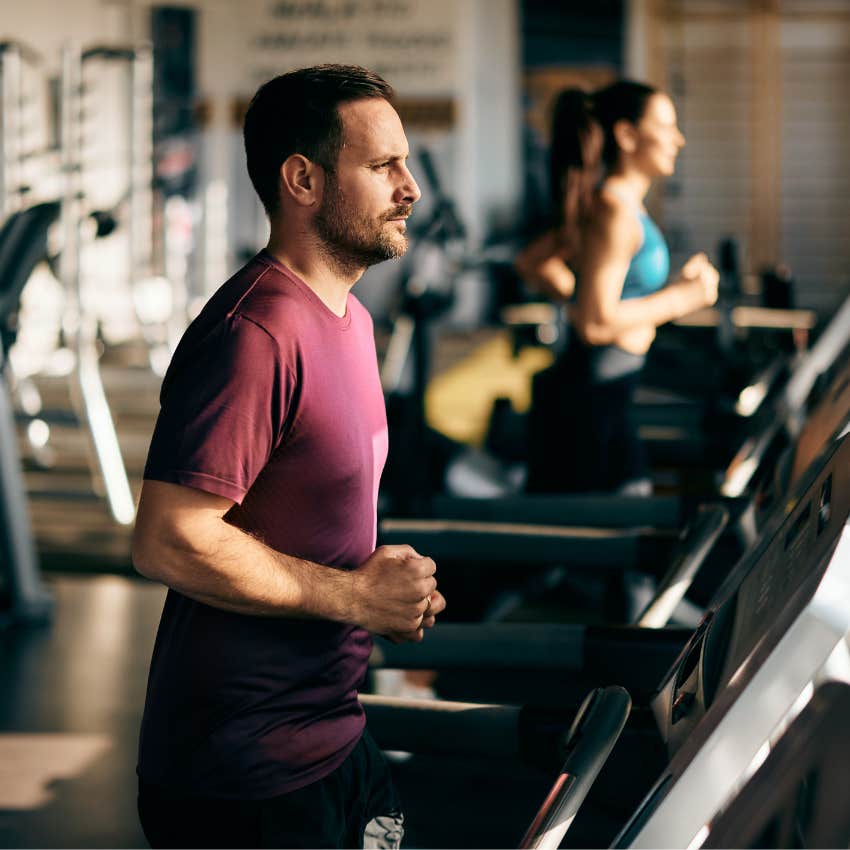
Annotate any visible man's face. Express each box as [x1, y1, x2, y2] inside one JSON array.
[[315, 98, 421, 270]]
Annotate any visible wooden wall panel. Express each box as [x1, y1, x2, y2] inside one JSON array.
[[649, 0, 850, 315]]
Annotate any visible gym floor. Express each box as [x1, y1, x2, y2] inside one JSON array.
[[0, 575, 162, 848]]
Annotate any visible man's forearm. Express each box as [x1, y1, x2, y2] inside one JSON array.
[[134, 516, 354, 622], [133, 477, 442, 638]]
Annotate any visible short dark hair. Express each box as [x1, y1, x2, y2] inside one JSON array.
[[243, 64, 395, 215]]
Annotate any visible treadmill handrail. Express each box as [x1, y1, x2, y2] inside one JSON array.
[[371, 622, 691, 674], [519, 686, 631, 850], [784, 291, 850, 415], [362, 686, 630, 849], [360, 693, 523, 759], [372, 622, 587, 671], [721, 291, 850, 496], [380, 517, 654, 539], [377, 517, 662, 569], [636, 504, 729, 628], [427, 493, 683, 529]]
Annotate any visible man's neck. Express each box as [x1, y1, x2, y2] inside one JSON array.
[[266, 227, 364, 318]]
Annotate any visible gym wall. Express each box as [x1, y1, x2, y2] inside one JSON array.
[[635, 0, 850, 317], [3, 0, 848, 321]]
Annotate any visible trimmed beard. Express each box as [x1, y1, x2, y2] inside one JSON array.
[[315, 173, 409, 276]]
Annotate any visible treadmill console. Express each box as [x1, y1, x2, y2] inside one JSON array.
[[788, 347, 850, 487], [704, 681, 850, 848], [616, 435, 850, 848], [653, 433, 850, 752]]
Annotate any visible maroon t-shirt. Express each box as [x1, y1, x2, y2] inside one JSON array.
[[137, 251, 388, 799]]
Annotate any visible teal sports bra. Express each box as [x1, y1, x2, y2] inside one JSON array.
[[604, 184, 670, 299], [621, 210, 669, 299], [574, 188, 670, 302], [567, 189, 670, 381]]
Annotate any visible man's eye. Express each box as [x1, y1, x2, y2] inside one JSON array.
[[372, 162, 390, 170]]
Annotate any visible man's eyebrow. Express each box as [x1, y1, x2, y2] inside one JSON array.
[[365, 153, 408, 165]]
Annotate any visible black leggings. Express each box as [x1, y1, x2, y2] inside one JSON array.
[[527, 348, 646, 494]]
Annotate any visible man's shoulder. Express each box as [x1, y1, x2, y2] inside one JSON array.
[[225, 253, 314, 334]]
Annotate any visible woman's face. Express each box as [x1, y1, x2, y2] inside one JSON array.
[[630, 93, 686, 177]]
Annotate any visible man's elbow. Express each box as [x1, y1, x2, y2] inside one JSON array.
[[131, 520, 190, 584], [131, 532, 167, 582]]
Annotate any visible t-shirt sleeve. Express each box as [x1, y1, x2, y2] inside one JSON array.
[[144, 314, 293, 502]]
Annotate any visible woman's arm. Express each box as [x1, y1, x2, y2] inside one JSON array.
[[571, 197, 718, 347], [514, 228, 576, 302]]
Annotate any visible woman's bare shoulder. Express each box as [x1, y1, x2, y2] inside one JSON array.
[[585, 191, 642, 248]]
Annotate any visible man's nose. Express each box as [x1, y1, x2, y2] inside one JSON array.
[[396, 165, 421, 205]]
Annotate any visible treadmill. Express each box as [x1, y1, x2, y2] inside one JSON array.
[[377, 346, 850, 630], [702, 681, 850, 849], [363, 435, 850, 848], [411, 291, 850, 536], [614, 432, 850, 848], [0, 203, 60, 625], [381, 500, 727, 623]]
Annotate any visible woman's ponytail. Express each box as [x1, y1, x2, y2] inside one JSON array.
[[548, 80, 658, 253], [549, 89, 603, 253]]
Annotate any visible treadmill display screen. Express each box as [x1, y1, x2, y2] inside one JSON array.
[[720, 453, 847, 690], [790, 350, 850, 487]]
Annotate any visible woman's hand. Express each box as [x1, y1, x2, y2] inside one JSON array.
[[680, 252, 710, 280], [670, 253, 720, 315]]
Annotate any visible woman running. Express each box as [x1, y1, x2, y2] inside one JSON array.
[[518, 81, 719, 494]]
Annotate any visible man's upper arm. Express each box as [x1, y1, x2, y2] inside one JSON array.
[[132, 479, 235, 578], [144, 315, 293, 504]]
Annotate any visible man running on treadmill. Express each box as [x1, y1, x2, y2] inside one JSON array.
[[132, 65, 445, 849]]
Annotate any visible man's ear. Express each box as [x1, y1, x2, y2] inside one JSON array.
[[612, 119, 638, 155], [279, 154, 324, 207]]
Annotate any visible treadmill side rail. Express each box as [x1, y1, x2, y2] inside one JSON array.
[[520, 686, 631, 850], [637, 504, 729, 628], [618, 435, 850, 849], [361, 693, 523, 759]]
